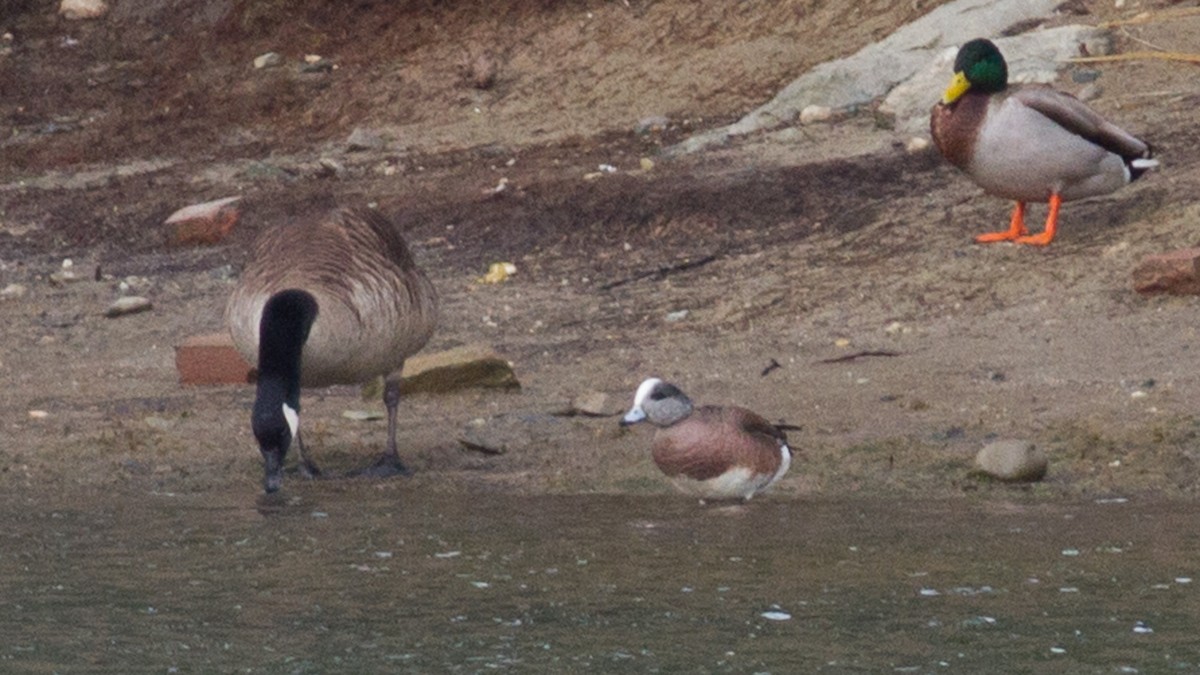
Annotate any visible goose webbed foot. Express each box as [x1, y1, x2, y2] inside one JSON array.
[[356, 451, 415, 479], [298, 460, 322, 480]]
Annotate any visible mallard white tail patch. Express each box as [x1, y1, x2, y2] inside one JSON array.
[[1132, 158, 1159, 170], [282, 403, 299, 438]]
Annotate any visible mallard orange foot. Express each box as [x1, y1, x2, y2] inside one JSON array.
[[1013, 193, 1061, 246], [975, 202, 1028, 243]]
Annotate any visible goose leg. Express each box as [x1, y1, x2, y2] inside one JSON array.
[[293, 430, 321, 479], [976, 201, 1028, 243], [360, 377, 414, 478], [1014, 193, 1061, 246]]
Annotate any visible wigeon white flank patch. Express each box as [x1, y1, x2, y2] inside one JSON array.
[[282, 403, 299, 439], [689, 444, 791, 500], [690, 466, 763, 500]]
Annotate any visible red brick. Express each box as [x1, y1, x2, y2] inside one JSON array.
[[1132, 247, 1200, 296], [175, 332, 254, 385]]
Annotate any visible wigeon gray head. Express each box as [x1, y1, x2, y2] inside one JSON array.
[[621, 377, 792, 501]]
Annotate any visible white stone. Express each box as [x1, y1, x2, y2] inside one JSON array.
[[905, 136, 930, 154], [104, 296, 152, 318], [60, 0, 108, 19], [253, 52, 283, 69], [1, 283, 28, 299], [798, 104, 833, 125]]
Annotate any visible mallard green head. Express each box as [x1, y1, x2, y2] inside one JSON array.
[[942, 38, 1008, 104]]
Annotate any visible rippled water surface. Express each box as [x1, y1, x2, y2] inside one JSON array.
[[3, 488, 1199, 673]]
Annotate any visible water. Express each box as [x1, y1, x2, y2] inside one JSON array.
[[2, 488, 1199, 673]]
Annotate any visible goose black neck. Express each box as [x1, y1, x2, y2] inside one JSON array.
[[255, 289, 319, 410]]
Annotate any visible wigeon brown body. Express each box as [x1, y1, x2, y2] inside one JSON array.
[[621, 378, 792, 501]]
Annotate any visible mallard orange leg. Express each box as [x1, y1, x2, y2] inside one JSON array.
[[1014, 193, 1062, 246], [976, 202, 1028, 243]]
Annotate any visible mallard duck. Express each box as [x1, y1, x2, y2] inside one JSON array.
[[620, 378, 793, 501], [226, 206, 438, 493], [930, 38, 1157, 246]]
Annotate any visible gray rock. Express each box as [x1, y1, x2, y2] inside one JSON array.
[[879, 26, 1110, 135], [104, 296, 152, 318], [669, 0, 1110, 154], [975, 440, 1048, 483], [346, 127, 385, 152]]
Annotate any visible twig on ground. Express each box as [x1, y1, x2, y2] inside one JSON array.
[[599, 253, 718, 291], [818, 350, 902, 364]]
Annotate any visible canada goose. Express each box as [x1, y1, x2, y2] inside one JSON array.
[[620, 378, 793, 501], [226, 206, 438, 493], [930, 38, 1157, 246]]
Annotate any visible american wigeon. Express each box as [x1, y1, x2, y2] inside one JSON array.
[[226, 206, 439, 493], [620, 378, 793, 501], [931, 38, 1157, 246]]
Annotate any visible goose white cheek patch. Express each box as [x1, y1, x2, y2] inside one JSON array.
[[282, 403, 300, 439]]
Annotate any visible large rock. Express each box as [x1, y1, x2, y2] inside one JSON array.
[[398, 344, 519, 395], [975, 440, 1048, 483], [1132, 248, 1200, 295], [669, 0, 1110, 154], [880, 26, 1110, 135]]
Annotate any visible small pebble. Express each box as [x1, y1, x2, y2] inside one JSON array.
[[904, 137, 930, 153], [799, 104, 833, 124], [346, 127, 385, 151], [635, 115, 670, 134], [253, 52, 283, 69], [104, 295, 152, 318]]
